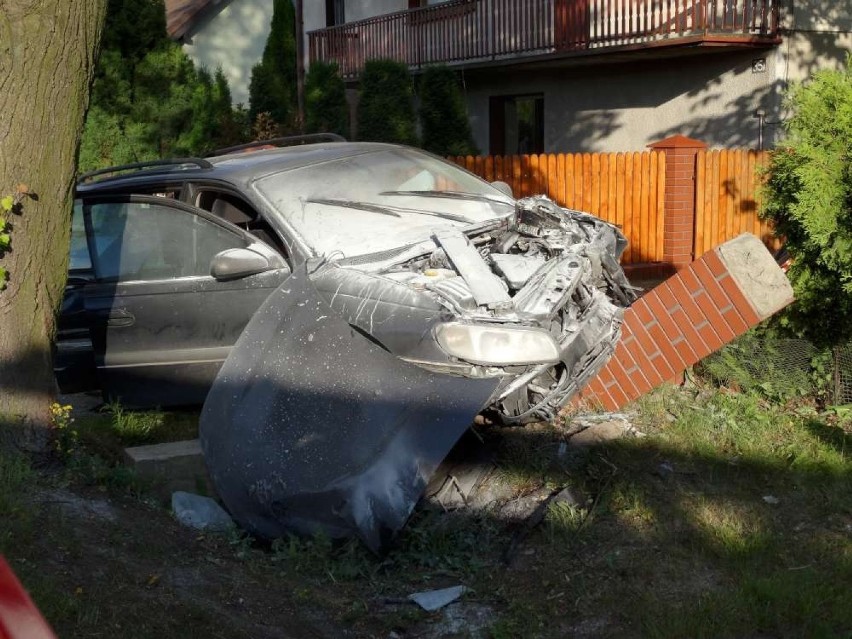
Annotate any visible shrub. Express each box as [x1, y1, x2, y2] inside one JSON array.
[[761, 57, 852, 346], [79, 0, 247, 170], [357, 60, 418, 145], [419, 66, 477, 156], [305, 61, 349, 138], [248, 0, 297, 129]]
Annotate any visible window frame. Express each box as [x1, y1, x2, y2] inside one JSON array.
[[79, 194, 254, 284], [489, 93, 545, 156]]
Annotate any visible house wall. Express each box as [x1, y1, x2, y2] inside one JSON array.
[[463, 50, 785, 153], [782, 0, 852, 84], [181, 0, 274, 105], [462, 0, 851, 156]]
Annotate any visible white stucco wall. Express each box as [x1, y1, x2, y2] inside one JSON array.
[[462, 50, 786, 153], [182, 0, 274, 105]]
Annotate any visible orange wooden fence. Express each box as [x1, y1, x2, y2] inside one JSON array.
[[693, 149, 778, 258], [450, 149, 777, 267], [448, 152, 666, 264]]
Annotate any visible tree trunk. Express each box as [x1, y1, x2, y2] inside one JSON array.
[[0, 1, 106, 443]]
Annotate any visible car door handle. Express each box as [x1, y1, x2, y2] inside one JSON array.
[[95, 309, 135, 328]]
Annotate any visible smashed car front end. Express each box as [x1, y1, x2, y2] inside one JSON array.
[[320, 195, 637, 424]]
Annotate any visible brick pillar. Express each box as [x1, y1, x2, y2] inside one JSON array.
[[574, 234, 794, 411], [648, 134, 707, 272]]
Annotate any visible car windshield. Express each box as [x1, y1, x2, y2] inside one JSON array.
[[254, 148, 514, 258]]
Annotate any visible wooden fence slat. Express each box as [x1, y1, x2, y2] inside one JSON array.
[[573, 153, 584, 210], [556, 153, 567, 206], [591, 153, 601, 216], [623, 152, 635, 263], [609, 152, 619, 229], [547, 153, 558, 201], [725, 150, 736, 242], [599, 152, 610, 222], [631, 152, 642, 264], [640, 151, 650, 264], [708, 151, 722, 258], [582, 153, 593, 213], [616, 152, 626, 254], [695, 151, 706, 258], [656, 151, 666, 262]]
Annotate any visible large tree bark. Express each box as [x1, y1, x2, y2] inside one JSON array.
[[0, 1, 106, 441]]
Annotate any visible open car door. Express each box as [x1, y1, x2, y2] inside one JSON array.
[[73, 195, 291, 407]]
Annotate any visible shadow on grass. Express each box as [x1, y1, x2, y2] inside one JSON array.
[[274, 391, 851, 639]]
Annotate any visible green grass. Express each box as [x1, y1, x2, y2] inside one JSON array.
[[2, 381, 850, 638], [73, 403, 199, 459]]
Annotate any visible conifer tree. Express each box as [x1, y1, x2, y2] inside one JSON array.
[[305, 61, 349, 138], [248, 0, 298, 129], [761, 58, 852, 346], [357, 60, 418, 145], [419, 66, 477, 156]]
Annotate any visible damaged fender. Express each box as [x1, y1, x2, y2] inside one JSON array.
[[199, 265, 498, 553]]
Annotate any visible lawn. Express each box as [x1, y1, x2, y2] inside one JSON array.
[[1, 380, 850, 638]]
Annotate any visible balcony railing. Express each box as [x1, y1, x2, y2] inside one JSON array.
[[308, 0, 781, 78]]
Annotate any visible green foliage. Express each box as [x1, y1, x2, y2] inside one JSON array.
[[698, 329, 834, 403], [357, 60, 418, 145], [761, 57, 852, 346], [79, 0, 248, 171], [305, 61, 349, 137], [0, 195, 11, 288], [248, 0, 297, 128], [0, 185, 29, 290], [418, 66, 477, 156]]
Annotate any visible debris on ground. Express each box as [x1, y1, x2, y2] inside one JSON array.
[[655, 460, 675, 480], [565, 412, 644, 447], [502, 486, 588, 565], [419, 603, 495, 639], [408, 585, 468, 612], [171, 491, 234, 532]]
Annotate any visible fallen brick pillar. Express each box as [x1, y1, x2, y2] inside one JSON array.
[[576, 234, 794, 411]]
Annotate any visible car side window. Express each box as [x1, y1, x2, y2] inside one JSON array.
[[85, 201, 248, 282], [195, 189, 288, 258], [69, 201, 92, 271]]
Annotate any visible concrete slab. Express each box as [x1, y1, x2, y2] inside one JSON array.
[[124, 439, 217, 500]]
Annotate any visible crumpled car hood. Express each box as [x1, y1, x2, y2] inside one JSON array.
[[200, 265, 498, 553]]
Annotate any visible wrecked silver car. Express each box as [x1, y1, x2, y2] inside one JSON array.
[[59, 139, 634, 551]]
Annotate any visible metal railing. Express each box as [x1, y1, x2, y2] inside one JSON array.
[[308, 0, 780, 78]]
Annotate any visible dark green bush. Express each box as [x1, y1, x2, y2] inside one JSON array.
[[419, 66, 477, 156], [305, 61, 349, 138], [248, 0, 297, 128], [761, 57, 852, 347], [79, 0, 247, 170], [357, 60, 418, 145]]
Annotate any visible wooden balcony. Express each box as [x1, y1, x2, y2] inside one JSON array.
[[308, 0, 781, 79]]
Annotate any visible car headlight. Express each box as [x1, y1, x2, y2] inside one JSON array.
[[435, 322, 560, 366]]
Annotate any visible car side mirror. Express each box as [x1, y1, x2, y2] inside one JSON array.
[[490, 180, 514, 198], [210, 248, 272, 280]]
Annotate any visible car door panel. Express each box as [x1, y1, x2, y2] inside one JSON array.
[[78, 195, 291, 407]]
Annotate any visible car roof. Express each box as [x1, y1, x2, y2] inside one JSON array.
[[75, 142, 408, 195]]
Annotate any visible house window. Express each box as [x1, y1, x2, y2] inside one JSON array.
[[489, 94, 545, 156], [325, 0, 345, 27]]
